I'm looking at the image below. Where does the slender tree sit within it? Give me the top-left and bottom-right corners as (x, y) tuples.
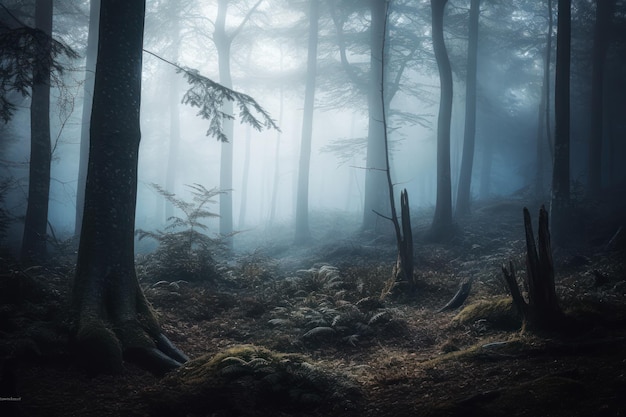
(165, 13), (182, 221)
(455, 0), (480, 216)
(21, 0), (53, 261)
(72, 0), (187, 375)
(587, 0), (615, 198)
(213, 0), (263, 246)
(430, 0), (454, 239)
(550, 0), (571, 245)
(294, 0), (319, 244)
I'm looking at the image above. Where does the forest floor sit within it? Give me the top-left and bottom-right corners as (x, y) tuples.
(2, 197), (626, 417)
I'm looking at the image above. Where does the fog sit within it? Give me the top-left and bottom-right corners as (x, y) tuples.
(1, 0), (625, 254)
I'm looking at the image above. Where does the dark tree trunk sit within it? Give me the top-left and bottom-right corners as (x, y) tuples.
(455, 0), (479, 217)
(21, 0), (53, 262)
(502, 207), (561, 330)
(587, 0), (614, 199)
(551, 0), (571, 246)
(75, 0), (99, 238)
(430, 0), (454, 239)
(294, 0), (319, 245)
(535, 2), (554, 201)
(72, 0), (186, 375)
(361, 0), (388, 232)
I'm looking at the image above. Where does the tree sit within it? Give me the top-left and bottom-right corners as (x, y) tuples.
(213, 0), (263, 246)
(430, 0), (454, 239)
(21, 0), (53, 261)
(72, 0), (187, 375)
(74, 0), (99, 238)
(294, 0), (319, 245)
(455, 0), (480, 217)
(587, 0), (615, 199)
(550, 0), (571, 245)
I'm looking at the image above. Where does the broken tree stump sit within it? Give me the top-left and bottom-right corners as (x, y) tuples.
(502, 206), (561, 330)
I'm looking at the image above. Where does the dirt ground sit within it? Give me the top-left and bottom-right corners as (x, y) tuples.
(2, 199), (626, 417)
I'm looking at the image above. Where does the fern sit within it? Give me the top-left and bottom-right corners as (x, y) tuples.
(136, 184), (222, 283)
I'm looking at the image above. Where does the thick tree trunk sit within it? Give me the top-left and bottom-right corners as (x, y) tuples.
(21, 0), (53, 262)
(551, 0), (571, 246)
(430, 0), (454, 239)
(361, 0), (388, 232)
(587, 0), (614, 199)
(75, 0), (99, 238)
(294, 0), (319, 245)
(73, 0), (186, 375)
(455, 0), (479, 217)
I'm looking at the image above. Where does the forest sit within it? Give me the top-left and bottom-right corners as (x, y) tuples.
(1, 0), (626, 416)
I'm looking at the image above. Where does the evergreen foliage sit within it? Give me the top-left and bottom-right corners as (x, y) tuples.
(0, 12), (78, 122)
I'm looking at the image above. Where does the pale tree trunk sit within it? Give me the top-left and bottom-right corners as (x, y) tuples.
(75, 0), (99, 239)
(215, 0), (234, 245)
(587, 0), (614, 199)
(165, 17), (181, 221)
(21, 0), (53, 262)
(294, 0), (319, 244)
(268, 83), (284, 226)
(361, 0), (388, 232)
(430, 0), (454, 239)
(479, 135), (493, 199)
(238, 126), (251, 228)
(73, 0), (186, 375)
(455, 0), (479, 216)
(551, 0), (571, 246)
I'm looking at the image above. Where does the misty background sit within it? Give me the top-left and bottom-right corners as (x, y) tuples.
(1, 0), (625, 253)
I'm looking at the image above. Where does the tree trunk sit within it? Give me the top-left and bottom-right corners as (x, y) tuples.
(75, 0), (99, 238)
(587, 0), (614, 199)
(215, 0), (234, 246)
(73, 0), (187, 375)
(551, 0), (571, 246)
(238, 126), (252, 228)
(430, 0), (454, 239)
(268, 82), (284, 226)
(21, 0), (53, 262)
(455, 0), (479, 217)
(294, 0), (319, 245)
(502, 206), (561, 330)
(165, 16), (181, 221)
(361, 0), (388, 233)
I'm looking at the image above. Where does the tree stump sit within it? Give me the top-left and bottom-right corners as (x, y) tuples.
(502, 206), (561, 330)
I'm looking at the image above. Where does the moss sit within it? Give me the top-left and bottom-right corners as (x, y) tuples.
(452, 297), (522, 330)
(145, 344), (362, 417)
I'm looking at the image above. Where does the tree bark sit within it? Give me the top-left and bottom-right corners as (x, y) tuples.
(551, 0), (571, 246)
(294, 0), (319, 245)
(587, 0), (614, 199)
(430, 0), (453, 239)
(75, 0), (99, 238)
(361, 0), (389, 233)
(73, 0), (187, 375)
(21, 0), (53, 262)
(455, 0), (479, 217)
